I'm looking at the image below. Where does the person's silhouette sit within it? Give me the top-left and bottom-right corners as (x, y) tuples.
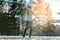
(23, 9), (33, 38)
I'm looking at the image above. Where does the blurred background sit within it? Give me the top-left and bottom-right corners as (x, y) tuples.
(0, 0), (60, 36)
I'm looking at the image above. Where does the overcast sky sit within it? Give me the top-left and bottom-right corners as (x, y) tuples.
(47, 0), (60, 20)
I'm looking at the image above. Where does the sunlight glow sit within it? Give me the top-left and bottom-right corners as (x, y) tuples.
(32, 0), (52, 25)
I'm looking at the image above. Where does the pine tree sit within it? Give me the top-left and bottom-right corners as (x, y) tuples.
(16, 0), (26, 33)
(0, 0), (26, 35)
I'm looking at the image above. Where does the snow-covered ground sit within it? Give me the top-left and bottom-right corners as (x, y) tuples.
(0, 36), (60, 40)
